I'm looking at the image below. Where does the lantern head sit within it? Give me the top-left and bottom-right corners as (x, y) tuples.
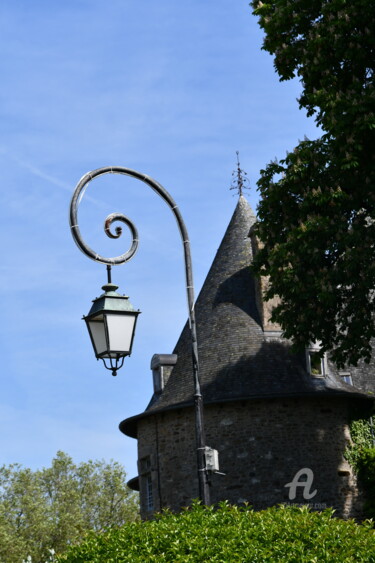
(84, 283), (140, 376)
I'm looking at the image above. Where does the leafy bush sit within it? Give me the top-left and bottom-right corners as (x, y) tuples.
(345, 415), (375, 519)
(357, 448), (375, 520)
(345, 418), (375, 470)
(57, 502), (375, 562)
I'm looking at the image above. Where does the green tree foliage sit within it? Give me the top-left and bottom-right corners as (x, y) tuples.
(0, 451), (139, 563)
(345, 414), (375, 518)
(250, 0), (375, 366)
(57, 502), (375, 562)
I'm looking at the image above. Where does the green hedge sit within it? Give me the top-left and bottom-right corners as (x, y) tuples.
(57, 502), (375, 563)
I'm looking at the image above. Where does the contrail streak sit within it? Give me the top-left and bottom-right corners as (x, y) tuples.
(0, 147), (103, 207)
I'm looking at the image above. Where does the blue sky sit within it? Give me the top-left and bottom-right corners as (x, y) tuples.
(0, 0), (319, 479)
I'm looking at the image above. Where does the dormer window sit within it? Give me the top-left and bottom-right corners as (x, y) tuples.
(309, 351), (324, 376)
(306, 344), (326, 377)
(339, 372), (353, 385)
(151, 354), (178, 394)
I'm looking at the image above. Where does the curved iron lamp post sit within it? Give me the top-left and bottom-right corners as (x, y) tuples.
(69, 166), (210, 505)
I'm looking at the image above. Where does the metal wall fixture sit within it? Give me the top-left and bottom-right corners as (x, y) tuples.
(69, 166), (211, 505)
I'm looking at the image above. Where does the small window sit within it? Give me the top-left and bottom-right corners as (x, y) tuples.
(306, 347), (326, 377)
(146, 474), (154, 511)
(339, 372), (353, 386)
(139, 456), (154, 512)
(308, 351), (324, 376)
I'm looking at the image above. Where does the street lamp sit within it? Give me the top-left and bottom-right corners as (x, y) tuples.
(69, 166), (211, 505)
(84, 274), (140, 377)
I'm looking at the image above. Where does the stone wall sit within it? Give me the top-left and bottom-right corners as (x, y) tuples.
(137, 397), (363, 519)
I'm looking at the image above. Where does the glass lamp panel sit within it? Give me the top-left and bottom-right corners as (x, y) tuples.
(88, 318), (108, 356)
(106, 313), (136, 354)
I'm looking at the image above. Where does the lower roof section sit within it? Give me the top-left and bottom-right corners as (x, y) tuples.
(127, 476), (140, 491)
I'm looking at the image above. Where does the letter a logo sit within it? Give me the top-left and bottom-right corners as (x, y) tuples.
(285, 468), (317, 500)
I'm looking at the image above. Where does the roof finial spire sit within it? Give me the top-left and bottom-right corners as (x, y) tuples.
(230, 151), (250, 197)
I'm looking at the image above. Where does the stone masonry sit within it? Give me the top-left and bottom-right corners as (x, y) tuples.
(136, 398), (363, 519)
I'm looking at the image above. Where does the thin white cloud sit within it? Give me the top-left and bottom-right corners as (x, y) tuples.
(0, 146), (104, 207)
(0, 146), (71, 191)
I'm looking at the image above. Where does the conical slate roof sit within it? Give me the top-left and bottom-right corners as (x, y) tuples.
(121, 197), (370, 438)
(148, 195), (263, 410)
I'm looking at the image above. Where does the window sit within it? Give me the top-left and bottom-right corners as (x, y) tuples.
(145, 474), (153, 511)
(139, 456), (154, 512)
(339, 372), (353, 385)
(309, 351), (324, 376)
(306, 349), (325, 377)
(306, 344), (326, 377)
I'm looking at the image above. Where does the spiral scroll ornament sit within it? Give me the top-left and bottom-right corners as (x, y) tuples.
(69, 170), (139, 266)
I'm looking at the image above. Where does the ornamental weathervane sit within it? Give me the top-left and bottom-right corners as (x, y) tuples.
(230, 151), (250, 197)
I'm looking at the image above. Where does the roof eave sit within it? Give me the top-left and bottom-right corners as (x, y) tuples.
(119, 390), (374, 438)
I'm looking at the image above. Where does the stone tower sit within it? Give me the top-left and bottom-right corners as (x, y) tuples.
(120, 196), (374, 519)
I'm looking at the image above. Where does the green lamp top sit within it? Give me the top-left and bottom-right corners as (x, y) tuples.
(86, 283), (140, 317)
